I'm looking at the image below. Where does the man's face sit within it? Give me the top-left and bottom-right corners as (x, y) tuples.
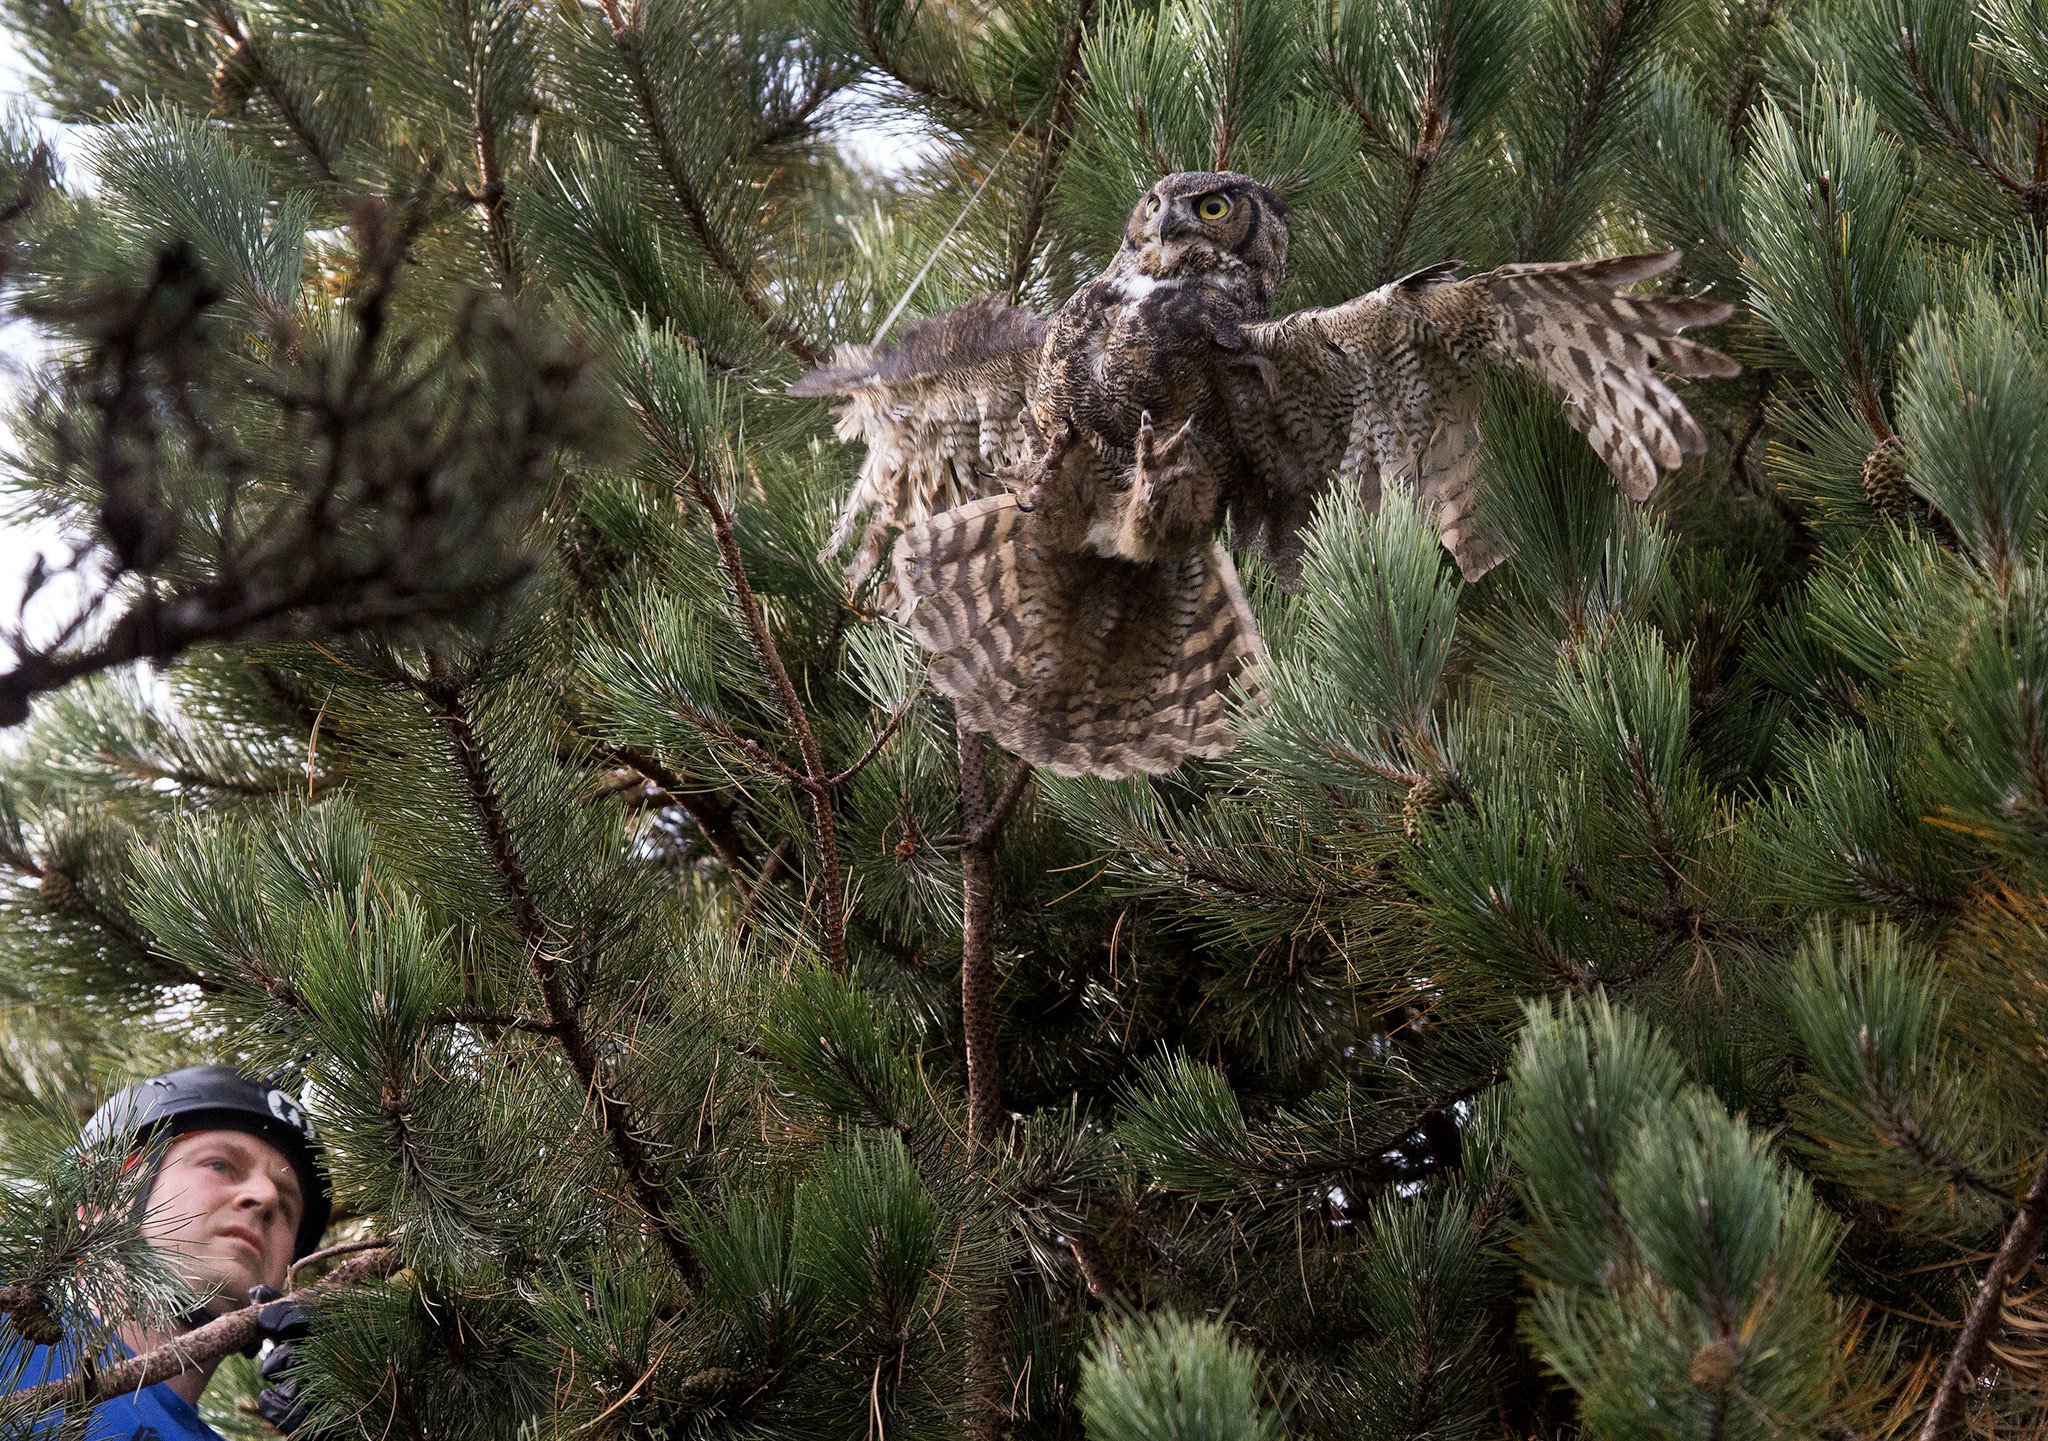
(139, 1129), (301, 1310)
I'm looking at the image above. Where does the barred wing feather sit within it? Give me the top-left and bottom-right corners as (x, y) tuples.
(791, 297), (1047, 590)
(1237, 251), (1736, 580)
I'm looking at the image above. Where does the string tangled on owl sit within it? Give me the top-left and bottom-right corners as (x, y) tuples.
(794, 171), (1737, 779)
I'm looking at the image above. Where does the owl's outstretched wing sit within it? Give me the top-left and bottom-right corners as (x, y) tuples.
(791, 296), (1047, 590)
(1234, 251), (1737, 581)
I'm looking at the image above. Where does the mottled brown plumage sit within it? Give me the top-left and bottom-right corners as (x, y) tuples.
(796, 172), (1736, 777)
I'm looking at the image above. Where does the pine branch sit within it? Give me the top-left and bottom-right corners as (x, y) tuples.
(3, 1245), (401, 1419)
(846, 0), (1042, 142)
(1210, 0), (1246, 170)
(963, 1289), (1011, 1441)
(0, 572), (508, 729)
(824, 701), (916, 789)
(1520, 0), (1639, 259)
(429, 1006), (561, 1036)
(977, 758), (1035, 845)
(1003, 0), (1093, 297)
(753, 63), (842, 149)
(0, 225), (593, 727)
(1325, 58), (1399, 154)
(0, 147), (53, 242)
(416, 668), (705, 1284)
(1374, 40), (1451, 286)
(653, 456), (847, 969)
(594, 0), (824, 366)
(1067, 1230), (1115, 1302)
(1720, 0), (1783, 143)
(449, 0), (520, 289)
(1271, 1071), (1506, 1190)
(1808, 170), (1894, 440)
(202, 3), (338, 182)
(1919, 1146), (2048, 1439)
(1896, 26), (2048, 228)
(33, 853), (219, 996)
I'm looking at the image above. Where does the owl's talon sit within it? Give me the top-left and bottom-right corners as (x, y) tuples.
(1136, 411), (1159, 467)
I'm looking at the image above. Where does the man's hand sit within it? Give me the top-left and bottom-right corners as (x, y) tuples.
(246, 1285), (316, 1435)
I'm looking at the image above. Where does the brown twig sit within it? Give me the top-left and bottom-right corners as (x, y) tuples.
(1919, 1147), (2048, 1439)
(287, 1234), (401, 1283)
(4, 1247), (401, 1419)
(1897, 27), (2048, 229)
(733, 837), (794, 950)
(1374, 36), (1450, 285)
(417, 670), (704, 1283)
(825, 702), (916, 789)
(596, 741), (755, 878)
(955, 725), (1007, 1154)
(1067, 1232), (1115, 1303)
(429, 1007), (561, 1037)
(977, 759), (1035, 846)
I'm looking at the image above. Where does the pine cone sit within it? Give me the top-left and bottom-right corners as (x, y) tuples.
(37, 865), (85, 917)
(677, 1366), (752, 1404)
(1688, 1336), (1739, 1390)
(211, 39), (260, 115)
(1861, 435), (1909, 515)
(9, 1291), (64, 1348)
(1402, 775), (1447, 839)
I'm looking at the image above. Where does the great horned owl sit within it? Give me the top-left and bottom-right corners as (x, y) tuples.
(793, 171), (1736, 778)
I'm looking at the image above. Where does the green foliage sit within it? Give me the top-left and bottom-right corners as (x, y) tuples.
(1513, 995), (1845, 1438)
(1741, 87), (1913, 405)
(1080, 1311), (1281, 1441)
(5, 0), (2048, 1434)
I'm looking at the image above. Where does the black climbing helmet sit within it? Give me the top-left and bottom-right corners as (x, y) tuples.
(78, 1066), (331, 1260)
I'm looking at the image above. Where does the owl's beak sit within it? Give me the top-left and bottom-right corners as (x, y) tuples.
(1157, 213), (1193, 242)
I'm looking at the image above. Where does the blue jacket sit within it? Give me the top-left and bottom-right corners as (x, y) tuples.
(1, 1336), (220, 1440)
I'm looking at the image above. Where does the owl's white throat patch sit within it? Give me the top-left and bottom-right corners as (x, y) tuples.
(1117, 274), (1185, 300)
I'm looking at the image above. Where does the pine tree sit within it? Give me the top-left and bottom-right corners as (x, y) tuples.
(3, 0), (2048, 1436)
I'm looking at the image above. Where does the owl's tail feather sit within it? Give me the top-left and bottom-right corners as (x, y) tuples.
(896, 496), (1264, 778)
(1485, 251), (1739, 501)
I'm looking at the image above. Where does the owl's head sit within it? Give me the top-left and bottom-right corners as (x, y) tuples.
(1119, 171), (1291, 294)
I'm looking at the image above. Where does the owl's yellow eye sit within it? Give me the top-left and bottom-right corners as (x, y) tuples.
(1197, 194), (1230, 221)
(1145, 196), (1161, 217)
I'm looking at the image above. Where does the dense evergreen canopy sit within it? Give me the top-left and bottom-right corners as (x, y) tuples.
(2, 0), (2047, 1436)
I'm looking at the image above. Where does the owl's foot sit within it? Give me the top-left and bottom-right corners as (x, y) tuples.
(1121, 411), (1221, 561)
(1134, 410), (1198, 472)
(1014, 412), (1077, 515)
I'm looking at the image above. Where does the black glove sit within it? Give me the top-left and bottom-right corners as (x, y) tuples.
(246, 1285), (317, 1435)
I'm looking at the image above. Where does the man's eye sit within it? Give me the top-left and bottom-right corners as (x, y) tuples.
(1198, 195), (1230, 220)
